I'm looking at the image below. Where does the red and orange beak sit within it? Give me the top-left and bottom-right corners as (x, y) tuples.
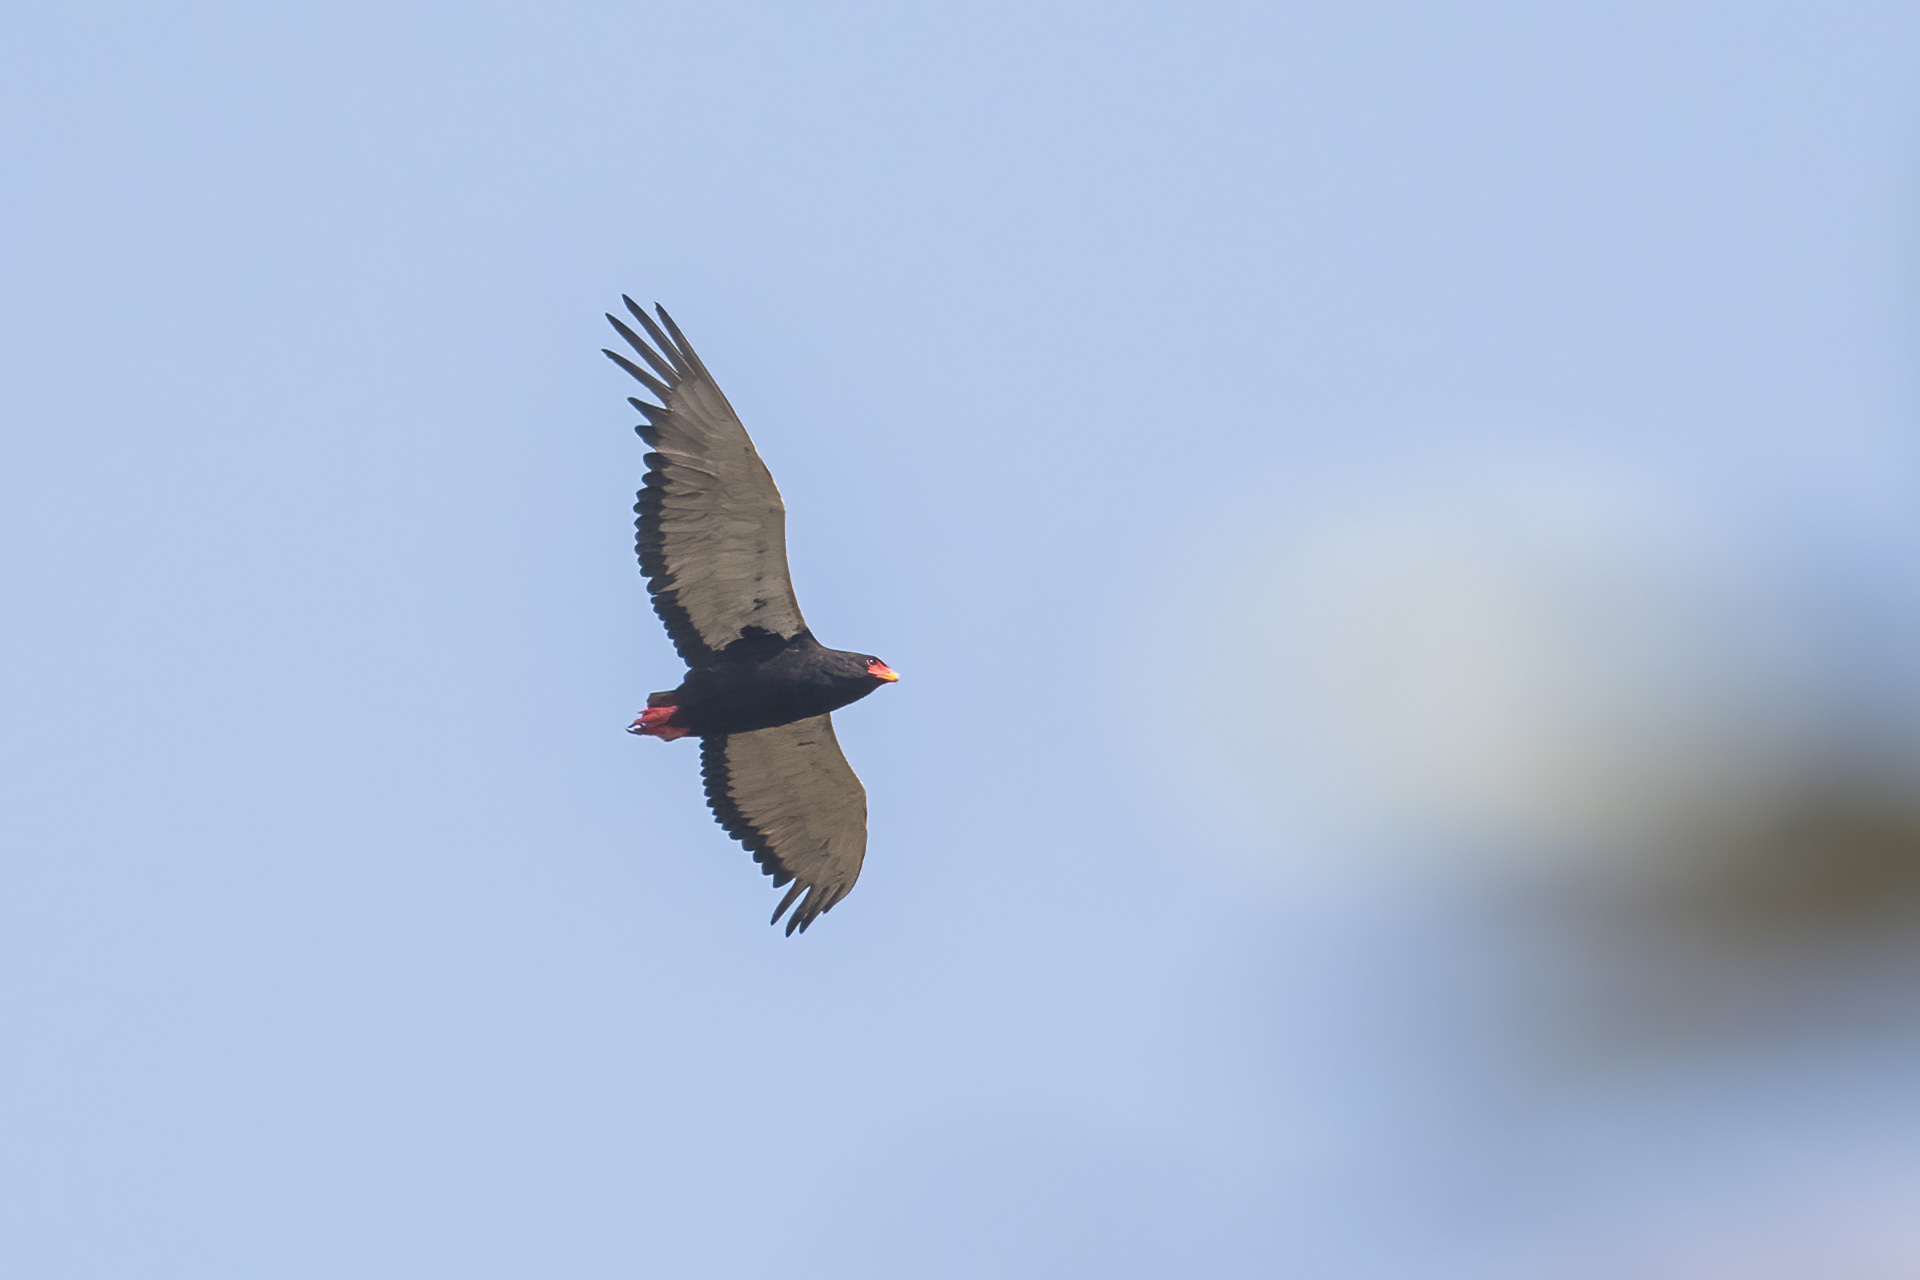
(867, 660), (900, 683)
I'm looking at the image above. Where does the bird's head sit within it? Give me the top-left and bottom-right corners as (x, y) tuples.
(864, 657), (900, 685)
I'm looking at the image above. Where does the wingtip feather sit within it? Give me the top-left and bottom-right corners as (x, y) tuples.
(771, 881), (807, 929)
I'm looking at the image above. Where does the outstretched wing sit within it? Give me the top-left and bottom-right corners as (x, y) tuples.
(603, 300), (807, 666)
(700, 715), (868, 935)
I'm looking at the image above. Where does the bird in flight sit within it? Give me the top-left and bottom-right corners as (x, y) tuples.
(603, 299), (900, 934)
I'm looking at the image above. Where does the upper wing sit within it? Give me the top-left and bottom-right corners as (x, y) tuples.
(604, 300), (807, 666)
(700, 715), (868, 935)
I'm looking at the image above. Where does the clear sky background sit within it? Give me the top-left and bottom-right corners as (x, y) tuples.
(7, 2), (1920, 1276)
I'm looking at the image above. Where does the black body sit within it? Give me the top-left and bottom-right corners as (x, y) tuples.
(656, 631), (892, 737)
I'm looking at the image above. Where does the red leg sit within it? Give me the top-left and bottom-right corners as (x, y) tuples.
(628, 706), (692, 740)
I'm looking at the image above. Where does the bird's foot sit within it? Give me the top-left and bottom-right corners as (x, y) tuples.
(628, 706), (691, 740)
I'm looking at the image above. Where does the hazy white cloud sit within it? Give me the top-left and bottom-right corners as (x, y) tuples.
(1139, 434), (1920, 914)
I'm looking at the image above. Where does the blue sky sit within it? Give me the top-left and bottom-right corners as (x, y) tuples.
(7, 2), (1920, 1276)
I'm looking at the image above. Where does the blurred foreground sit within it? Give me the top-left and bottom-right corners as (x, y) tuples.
(1141, 431), (1920, 1277)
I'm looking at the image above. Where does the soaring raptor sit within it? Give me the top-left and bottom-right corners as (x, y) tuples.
(604, 300), (899, 934)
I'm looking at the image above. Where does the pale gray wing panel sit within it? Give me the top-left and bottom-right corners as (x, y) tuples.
(699, 715), (868, 934)
(605, 301), (808, 665)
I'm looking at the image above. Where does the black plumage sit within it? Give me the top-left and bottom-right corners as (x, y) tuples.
(604, 299), (898, 934)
